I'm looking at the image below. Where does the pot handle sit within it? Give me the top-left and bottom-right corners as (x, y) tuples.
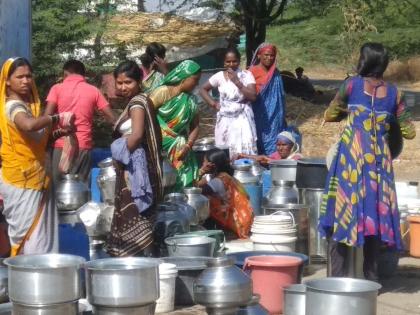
(218, 235), (226, 253)
(270, 210), (296, 227)
(243, 259), (252, 272)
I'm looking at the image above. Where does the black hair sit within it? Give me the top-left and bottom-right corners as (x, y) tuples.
(113, 60), (143, 82)
(205, 148), (233, 176)
(63, 59), (86, 76)
(141, 42), (166, 68)
(224, 47), (241, 61)
(295, 67), (304, 73)
(356, 42), (389, 78)
(7, 57), (33, 79)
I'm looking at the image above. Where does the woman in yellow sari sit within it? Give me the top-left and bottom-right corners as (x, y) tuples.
(0, 57), (74, 256)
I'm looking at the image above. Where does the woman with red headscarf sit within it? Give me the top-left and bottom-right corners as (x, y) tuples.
(249, 43), (287, 155)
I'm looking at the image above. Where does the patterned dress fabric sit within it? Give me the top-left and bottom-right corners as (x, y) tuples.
(319, 76), (415, 250)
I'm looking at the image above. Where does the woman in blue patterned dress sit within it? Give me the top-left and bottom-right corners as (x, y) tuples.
(319, 43), (416, 280)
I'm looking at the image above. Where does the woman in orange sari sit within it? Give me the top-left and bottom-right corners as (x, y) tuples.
(197, 148), (253, 239)
(0, 57), (74, 256)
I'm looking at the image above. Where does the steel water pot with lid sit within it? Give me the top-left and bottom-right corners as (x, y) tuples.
(164, 193), (199, 226)
(269, 160), (298, 184)
(193, 257), (253, 315)
(97, 157), (116, 204)
(184, 187), (210, 223)
(56, 174), (89, 211)
(262, 181), (299, 205)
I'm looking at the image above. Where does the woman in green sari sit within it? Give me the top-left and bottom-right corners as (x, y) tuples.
(149, 60), (201, 189)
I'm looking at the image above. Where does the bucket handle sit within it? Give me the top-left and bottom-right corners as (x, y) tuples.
(269, 210), (296, 227)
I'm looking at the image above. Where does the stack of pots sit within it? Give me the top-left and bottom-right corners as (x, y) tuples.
(193, 257), (253, 315)
(4, 254), (85, 314)
(85, 257), (160, 314)
(233, 162), (263, 215)
(250, 213), (297, 252)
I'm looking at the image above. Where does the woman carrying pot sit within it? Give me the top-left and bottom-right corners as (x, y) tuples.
(319, 43), (416, 280)
(0, 57), (75, 256)
(108, 60), (163, 257)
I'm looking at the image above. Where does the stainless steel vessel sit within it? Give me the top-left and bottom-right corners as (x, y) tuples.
(269, 160), (297, 184)
(0, 264), (8, 303)
(56, 174), (89, 211)
(305, 278), (381, 315)
(85, 257), (159, 307)
(303, 188), (327, 262)
(4, 254), (85, 305)
(193, 257), (252, 315)
(262, 204), (309, 255)
(97, 158), (117, 205)
(164, 193), (199, 226)
(237, 294), (269, 315)
(154, 202), (190, 245)
(283, 284), (306, 315)
(12, 301), (79, 315)
(233, 164), (259, 185)
(184, 187), (210, 223)
(92, 303), (156, 315)
(263, 181), (299, 205)
(165, 235), (216, 257)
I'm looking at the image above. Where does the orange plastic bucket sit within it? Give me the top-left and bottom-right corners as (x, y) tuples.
(244, 255), (303, 315)
(408, 216), (420, 257)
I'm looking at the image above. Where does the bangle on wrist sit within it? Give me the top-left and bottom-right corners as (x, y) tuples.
(50, 114), (59, 124)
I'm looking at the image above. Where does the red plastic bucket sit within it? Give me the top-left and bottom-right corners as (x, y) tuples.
(244, 255), (302, 315)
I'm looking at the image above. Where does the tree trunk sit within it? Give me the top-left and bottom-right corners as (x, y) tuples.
(244, 17), (266, 66)
(137, 0), (146, 12)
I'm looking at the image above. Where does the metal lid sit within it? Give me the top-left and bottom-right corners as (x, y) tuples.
(297, 158), (326, 166)
(98, 157), (113, 168)
(269, 160), (297, 167)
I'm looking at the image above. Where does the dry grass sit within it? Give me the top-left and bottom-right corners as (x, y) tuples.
(408, 56), (420, 82)
(104, 12), (240, 47)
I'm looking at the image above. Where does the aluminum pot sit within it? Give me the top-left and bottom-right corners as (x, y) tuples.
(163, 256), (212, 306)
(305, 277), (381, 315)
(92, 303), (156, 315)
(194, 257), (252, 315)
(269, 160), (297, 184)
(262, 182), (299, 206)
(85, 257), (159, 307)
(184, 187), (210, 223)
(97, 157), (116, 204)
(58, 210), (81, 226)
(192, 137), (216, 167)
(56, 174), (89, 211)
(233, 164), (259, 184)
(283, 284), (306, 315)
(12, 301), (78, 315)
(154, 202), (190, 245)
(165, 235), (216, 257)
(4, 254), (85, 305)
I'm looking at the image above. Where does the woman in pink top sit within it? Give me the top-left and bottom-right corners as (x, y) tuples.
(238, 131), (302, 164)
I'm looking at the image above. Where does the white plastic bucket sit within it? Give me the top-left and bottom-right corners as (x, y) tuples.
(251, 211), (297, 252)
(156, 263), (178, 313)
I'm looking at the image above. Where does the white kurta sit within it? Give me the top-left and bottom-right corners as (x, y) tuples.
(209, 70), (257, 156)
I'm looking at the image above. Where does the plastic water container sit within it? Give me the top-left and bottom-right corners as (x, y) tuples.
(58, 223), (90, 261)
(156, 263), (178, 313)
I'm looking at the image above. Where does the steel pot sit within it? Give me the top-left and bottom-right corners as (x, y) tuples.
(56, 174), (90, 211)
(154, 203), (190, 245)
(237, 294), (269, 315)
(192, 137), (216, 167)
(184, 187), (210, 223)
(58, 210), (81, 226)
(97, 157), (116, 204)
(12, 301), (78, 315)
(162, 156), (177, 188)
(283, 284), (306, 315)
(296, 158), (328, 189)
(164, 193), (199, 226)
(263, 182), (299, 206)
(305, 277), (381, 315)
(89, 240), (110, 261)
(269, 160), (297, 184)
(233, 164), (259, 184)
(165, 235), (216, 257)
(92, 303), (156, 315)
(4, 254), (85, 305)
(194, 257), (252, 315)
(85, 257), (159, 307)
(162, 256), (212, 306)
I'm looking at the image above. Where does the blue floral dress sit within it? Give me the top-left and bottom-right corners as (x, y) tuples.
(319, 76), (415, 250)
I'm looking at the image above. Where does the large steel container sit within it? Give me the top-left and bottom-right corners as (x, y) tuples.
(12, 301), (79, 315)
(184, 187), (210, 223)
(4, 254), (85, 305)
(269, 160), (297, 184)
(56, 174), (89, 211)
(262, 181), (299, 206)
(92, 303), (156, 315)
(305, 278), (381, 315)
(97, 158), (116, 205)
(85, 257), (159, 307)
(164, 193), (199, 226)
(302, 188), (327, 262)
(194, 257), (252, 315)
(296, 159), (328, 189)
(262, 204), (309, 255)
(233, 164), (263, 215)
(283, 284), (306, 315)
(165, 235), (216, 257)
